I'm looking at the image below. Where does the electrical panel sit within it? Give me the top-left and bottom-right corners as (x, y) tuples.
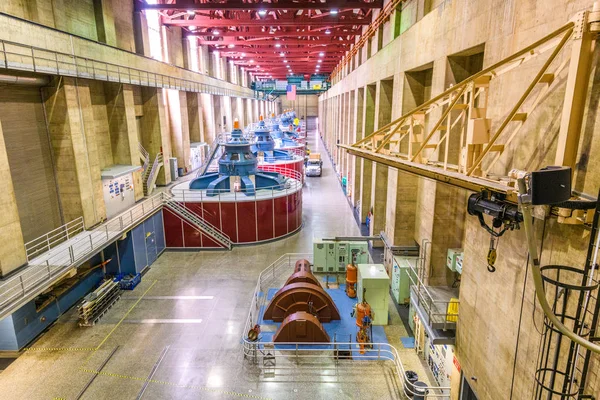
(102, 172), (135, 219)
(313, 240), (369, 273)
(391, 257), (417, 305)
(447, 248), (463, 272)
(425, 338), (455, 388)
(455, 252), (463, 274)
(357, 264), (389, 326)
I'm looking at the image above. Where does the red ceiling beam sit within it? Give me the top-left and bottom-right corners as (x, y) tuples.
(137, 1), (383, 11)
(190, 29), (361, 38)
(197, 38), (353, 45)
(165, 17), (370, 27)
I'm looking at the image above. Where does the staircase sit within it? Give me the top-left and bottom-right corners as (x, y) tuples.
(196, 138), (222, 177)
(162, 193), (232, 250)
(139, 143), (150, 173)
(143, 152), (163, 196)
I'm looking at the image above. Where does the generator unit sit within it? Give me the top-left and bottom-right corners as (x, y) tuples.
(313, 239), (369, 273)
(446, 248), (463, 272)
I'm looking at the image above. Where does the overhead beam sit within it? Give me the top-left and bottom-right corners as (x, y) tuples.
(165, 18), (370, 27)
(138, 1), (383, 11)
(339, 145), (517, 203)
(189, 28), (362, 37)
(198, 39), (353, 45)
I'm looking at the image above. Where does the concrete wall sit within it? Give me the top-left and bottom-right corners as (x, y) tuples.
(319, 0), (600, 398)
(280, 95), (319, 119)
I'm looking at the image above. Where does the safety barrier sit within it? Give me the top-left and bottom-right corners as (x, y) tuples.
(241, 253), (451, 399)
(0, 13), (257, 99)
(24, 217), (85, 262)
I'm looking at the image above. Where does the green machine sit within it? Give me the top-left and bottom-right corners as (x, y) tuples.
(391, 256), (418, 305)
(357, 264), (390, 326)
(313, 239), (370, 273)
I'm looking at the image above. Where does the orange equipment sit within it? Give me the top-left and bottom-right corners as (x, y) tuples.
(355, 301), (372, 327)
(355, 297), (373, 354)
(345, 264), (357, 298)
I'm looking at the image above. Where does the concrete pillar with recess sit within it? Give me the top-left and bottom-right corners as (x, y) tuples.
(187, 92), (204, 143)
(43, 77), (106, 227)
(139, 87), (172, 186)
(0, 120), (26, 277)
(104, 83), (143, 200)
(166, 89), (191, 173)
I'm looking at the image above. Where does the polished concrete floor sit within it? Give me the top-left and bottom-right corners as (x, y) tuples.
(0, 119), (432, 399)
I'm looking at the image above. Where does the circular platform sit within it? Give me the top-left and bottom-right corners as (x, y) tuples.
(164, 173), (303, 248)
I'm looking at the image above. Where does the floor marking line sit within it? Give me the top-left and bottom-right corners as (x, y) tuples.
(78, 367), (272, 399)
(93, 280), (157, 352)
(26, 347), (97, 352)
(136, 345), (169, 400)
(75, 346), (119, 400)
(123, 318), (203, 324)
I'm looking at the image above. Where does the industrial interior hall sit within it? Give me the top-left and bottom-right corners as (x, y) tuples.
(0, 0), (599, 399)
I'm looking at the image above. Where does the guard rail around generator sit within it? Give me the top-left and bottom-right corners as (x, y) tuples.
(240, 253), (451, 399)
(171, 168), (304, 203)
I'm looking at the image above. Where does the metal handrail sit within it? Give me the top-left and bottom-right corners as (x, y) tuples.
(143, 152), (163, 195)
(241, 253), (451, 398)
(24, 217), (85, 261)
(0, 27), (255, 99)
(0, 193), (165, 318)
(403, 258), (459, 328)
(175, 167), (304, 203)
(138, 142), (150, 172)
(163, 194), (232, 249)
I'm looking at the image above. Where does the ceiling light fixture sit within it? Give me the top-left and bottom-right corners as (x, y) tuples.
(325, 29), (331, 34)
(258, 10), (267, 16)
(279, 52), (285, 56)
(283, 60), (288, 63)
(250, 59), (255, 63)
(241, 53), (246, 57)
(275, 43), (281, 48)
(330, 9), (339, 15)
(228, 44), (235, 48)
(317, 59), (322, 63)
(319, 52), (324, 57)
(213, 30), (220, 35)
(187, 10), (195, 15)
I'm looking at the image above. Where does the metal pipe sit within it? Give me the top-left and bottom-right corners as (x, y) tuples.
(0, 73), (48, 86)
(518, 178), (600, 354)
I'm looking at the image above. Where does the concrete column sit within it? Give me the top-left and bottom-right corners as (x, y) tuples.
(133, 11), (150, 57)
(213, 95), (223, 134)
(369, 79), (394, 246)
(104, 83), (143, 201)
(0, 121), (26, 277)
(140, 87), (171, 186)
(93, 0), (117, 47)
(360, 85), (376, 223)
(351, 88), (364, 208)
(43, 77), (105, 228)
(200, 93), (215, 143)
(166, 90), (191, 173)
(187, 92), (204, 143)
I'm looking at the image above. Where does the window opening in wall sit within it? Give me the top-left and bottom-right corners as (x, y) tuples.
(377, 25), (384, 52)
(446, 44), (485, 87)
(402, 63), (434, 114)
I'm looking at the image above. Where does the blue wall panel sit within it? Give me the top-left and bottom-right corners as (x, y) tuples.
(104, 242), (120, 275)
(131, 224), (147, 273)
(118, 232), (136, 275)
(154, 210), (165, 254)
(0, 316), (18, 350)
